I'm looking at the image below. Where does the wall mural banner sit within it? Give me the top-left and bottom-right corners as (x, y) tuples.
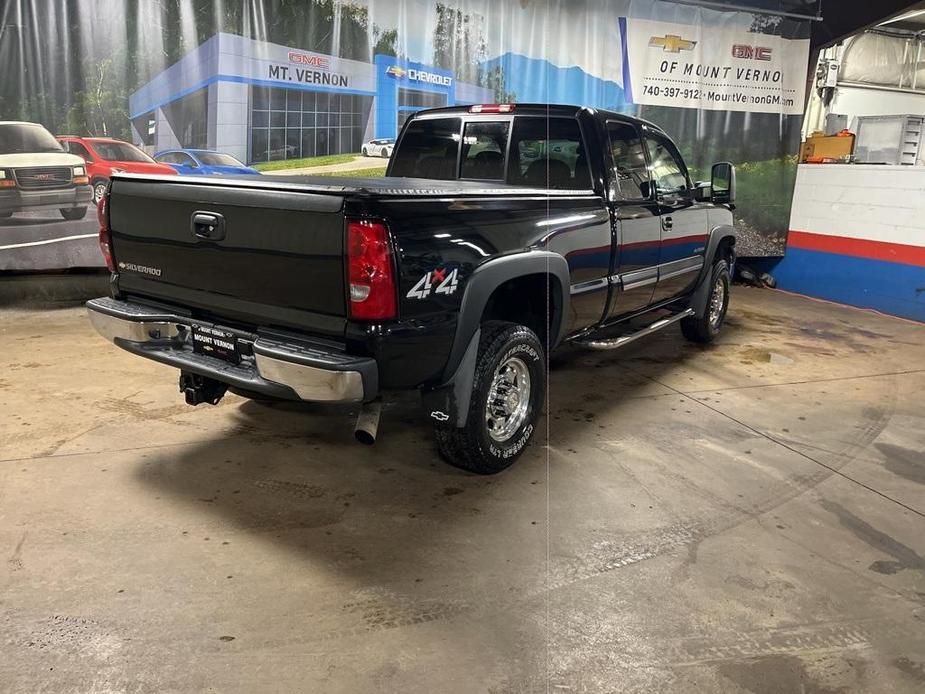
(620, 15), (810, 115)
(0, 0), (811, 275)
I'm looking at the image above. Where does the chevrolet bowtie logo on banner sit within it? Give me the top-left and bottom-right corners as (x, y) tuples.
(649, 34), (697, 53)
(385, 65), (407, 78)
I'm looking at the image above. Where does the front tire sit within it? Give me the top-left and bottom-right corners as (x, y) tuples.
(681, 258), (730, 343)
(435, 322), (545, 474)
(60, 207), (87, 220)
(362, 147), (369, 157)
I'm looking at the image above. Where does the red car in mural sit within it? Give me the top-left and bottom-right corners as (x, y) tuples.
(57, 136), (177, 205)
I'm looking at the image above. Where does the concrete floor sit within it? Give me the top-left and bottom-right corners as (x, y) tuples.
(1, 288), (924, 693)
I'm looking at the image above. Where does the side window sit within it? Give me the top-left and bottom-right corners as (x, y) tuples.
(644, 134), (690, 197)
(390, 117), (461, 180)
(178, 153), (197, 167)
(69, 142), (93, 161)
(607, 122), (649, 201)
(459, 121), (508, 180)
(158, 152), (178, 164)
(506, 117), (589, 190)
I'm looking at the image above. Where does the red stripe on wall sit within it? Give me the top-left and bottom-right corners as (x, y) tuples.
(788, 230), (925, 268)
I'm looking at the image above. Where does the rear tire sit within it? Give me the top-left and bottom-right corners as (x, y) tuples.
(380, 148), (389, 158)
(60, 207), (87, 220)
(92, 179), (108, 206)
(435, 321), (544, 474)
(681, 259), (730, 344)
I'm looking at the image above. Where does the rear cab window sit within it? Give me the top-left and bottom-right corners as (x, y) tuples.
(390, 117), (461, 180)
(460, 121), (508, 180)
(391, 113), (592, 189)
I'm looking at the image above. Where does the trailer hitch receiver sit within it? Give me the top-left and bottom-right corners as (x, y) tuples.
(179, 371), (228, 406)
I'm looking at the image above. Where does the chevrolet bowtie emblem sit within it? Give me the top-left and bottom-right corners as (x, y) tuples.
(649, 34), (697, 53)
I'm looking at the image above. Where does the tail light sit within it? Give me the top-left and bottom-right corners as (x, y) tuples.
(346, 218), (396, 320)
(97, 192), (115, 272)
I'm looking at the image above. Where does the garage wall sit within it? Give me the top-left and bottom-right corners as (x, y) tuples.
(773, 164), (925, 321)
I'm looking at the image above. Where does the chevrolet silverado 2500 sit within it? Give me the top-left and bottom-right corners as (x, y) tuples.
(86, 104), (736, 473)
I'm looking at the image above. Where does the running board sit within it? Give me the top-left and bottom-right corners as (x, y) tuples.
(578, 309), (694, 351)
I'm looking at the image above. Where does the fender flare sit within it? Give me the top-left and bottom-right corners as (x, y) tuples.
(691, 224), (736, 318)
(421, 251), (570, 428)
(445, 250), (570, 380)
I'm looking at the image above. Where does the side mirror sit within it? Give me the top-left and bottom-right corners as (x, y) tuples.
(694, 181), (712, 202)
(711, 162), (736, 204)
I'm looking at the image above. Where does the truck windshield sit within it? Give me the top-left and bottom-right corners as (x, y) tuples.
(0, 124), (64, 154)
(92, 141), (155, 163)
(390, 117), (460, 180)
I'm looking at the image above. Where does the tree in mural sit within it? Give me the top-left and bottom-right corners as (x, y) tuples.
(432, 3), (488, 85)
(372, 26), (400, 58)
(480, 64), (517, 103)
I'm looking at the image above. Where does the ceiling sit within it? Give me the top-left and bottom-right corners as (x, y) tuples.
(812, 1), (924, 48)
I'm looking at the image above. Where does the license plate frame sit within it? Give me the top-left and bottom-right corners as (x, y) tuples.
(190, 323), (241, 364)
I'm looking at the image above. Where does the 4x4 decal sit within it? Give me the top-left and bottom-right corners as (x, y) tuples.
(407, 267), (460, 299)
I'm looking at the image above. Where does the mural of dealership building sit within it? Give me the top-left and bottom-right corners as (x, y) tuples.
(129, 33), (493, 164)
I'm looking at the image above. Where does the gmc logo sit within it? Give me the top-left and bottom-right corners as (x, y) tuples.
(732, 45), (772, 61)
(32, 173), (54, 180)
(288, 51), (330, 69)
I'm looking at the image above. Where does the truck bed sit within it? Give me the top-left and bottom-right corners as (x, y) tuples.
(107, 172), (596, 342)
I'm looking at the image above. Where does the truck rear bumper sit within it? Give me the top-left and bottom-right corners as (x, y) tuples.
(86, 297), (377, 403)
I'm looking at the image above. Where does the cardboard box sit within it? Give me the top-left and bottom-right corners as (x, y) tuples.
(800, 131), (855, 163)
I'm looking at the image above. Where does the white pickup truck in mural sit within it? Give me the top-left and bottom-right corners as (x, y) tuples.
(0, 122), (92, 220)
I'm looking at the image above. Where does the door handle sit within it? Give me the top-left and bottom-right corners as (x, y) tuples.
(191, 211), (225, 240)
(662, 216), (673, 231)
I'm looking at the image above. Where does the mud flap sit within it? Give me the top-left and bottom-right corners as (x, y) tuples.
(689, 265), (714, 319)
(420, 328), (481, 428)
(690, 251), (735, 318)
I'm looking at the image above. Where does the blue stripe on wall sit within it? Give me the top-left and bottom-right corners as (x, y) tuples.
(773, 248), (925, 322)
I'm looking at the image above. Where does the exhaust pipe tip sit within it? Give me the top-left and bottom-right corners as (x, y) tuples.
(355, 429), (376, 446)
(354, 399), (381, 446)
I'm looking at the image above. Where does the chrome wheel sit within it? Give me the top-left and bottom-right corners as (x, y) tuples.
(93, 182), (107, 205)
(485, 356), (532, 443)
(709, 274), (727, 328)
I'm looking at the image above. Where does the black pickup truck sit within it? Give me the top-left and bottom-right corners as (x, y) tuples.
(87, 104), (736, 474)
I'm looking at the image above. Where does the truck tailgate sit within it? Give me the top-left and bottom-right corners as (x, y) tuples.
(108, 176), (347, 336)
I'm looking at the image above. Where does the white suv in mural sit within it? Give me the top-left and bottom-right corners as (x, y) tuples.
(0, 122), (92, 220)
